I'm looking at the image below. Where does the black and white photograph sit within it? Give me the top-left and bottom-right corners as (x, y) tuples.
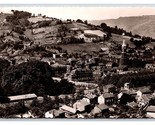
(0, 4), (155, 119)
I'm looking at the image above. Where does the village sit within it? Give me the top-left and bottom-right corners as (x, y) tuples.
(0, 10), (155, 118)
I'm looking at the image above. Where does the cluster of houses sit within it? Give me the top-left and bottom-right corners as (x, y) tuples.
(44, 83), (155, 118)
(1, 80), (155, 118)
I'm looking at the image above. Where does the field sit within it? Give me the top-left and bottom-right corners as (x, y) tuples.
(57, 42), (108, 54)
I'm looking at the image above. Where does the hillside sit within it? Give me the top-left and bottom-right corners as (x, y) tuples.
(0, 10), (154, 56)
(89, 15), (155, 38)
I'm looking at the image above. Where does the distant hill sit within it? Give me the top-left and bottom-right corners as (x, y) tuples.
(89, 15), (155, 38)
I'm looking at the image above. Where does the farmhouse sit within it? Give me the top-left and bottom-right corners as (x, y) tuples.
(78, 30), (107, 42)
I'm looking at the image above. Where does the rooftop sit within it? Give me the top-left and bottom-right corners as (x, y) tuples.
(8, 93), (37, 102)
(102, 93), (114, 98)
(146, 105), (155, 112)
(84, 30), (107, 37)
(97, 104), (109, 110)
(60, 105), (76, 114)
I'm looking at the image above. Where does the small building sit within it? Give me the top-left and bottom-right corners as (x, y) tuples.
(145, 64), (155, 70)
(45, 109), (65, 118)
(73, 99), (91, 113)
(136, 86), (152, 94)
(84, 89), (96, 95)
(117, 65), (128, 72)
(92, 104), (109, 118)
(68, 68), (94, 82)
(84, 94), (98, 104)
(146, 105), (155, 118)
(117, 92), (136, 105)
(60, 105), (76, 115)
(98, 93), (115, 105)
(106, 62), (117, 69)
(83, 30), (107, 42)
(69, 28), (83, 35)
(51, 63), (67, 77)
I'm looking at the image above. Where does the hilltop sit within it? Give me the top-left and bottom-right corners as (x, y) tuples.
(89, 15), (155, 38)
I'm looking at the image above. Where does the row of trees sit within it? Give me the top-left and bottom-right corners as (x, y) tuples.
(100, 71), (155, 89)
(61, 36), (85, 44)
(100, 23), (132, 37)
(130, 37), (152, 48)
(6, 10), (31, 27)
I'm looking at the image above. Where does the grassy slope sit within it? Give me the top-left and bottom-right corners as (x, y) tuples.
(89, 15), (155, 38)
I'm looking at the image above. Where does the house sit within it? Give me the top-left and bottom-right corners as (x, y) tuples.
(69, 28), (83, 35)
(117, 65), (128, 72)
(68, 68), (94, 82)
(85, 30), (107, 42)
(84, 89), (96, 95)
(60, 105), (76, 115)
(136, 94), (151, 107)
(92, 104), (109, 118)
(145, 63), (155, 70)
(99, 47), (109, 56)
(45, 109), (65, 118)
(98, 93), (115, 105)
(146, 105), (155, 118)
(83, 94), (98, 104)
(106, 62), (117, 69)
(51, 63), (67, 77)
(136, 86), (152, 94)
(67, 58), (78, 66)
(103, 84), (115, 93)
(126, 101), (138, 109)
(53, 53), (61, 59)
(118, 92), (136, 105)
(73, 99), (91, 113)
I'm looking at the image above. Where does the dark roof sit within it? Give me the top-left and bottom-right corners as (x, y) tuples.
(103, 84), (114, 89)
(85, 94), (97, 99)
(103, 93), (114, 98)
(146, 106), (155, 112)
(136, 86), (151, 94)
(97, 104), (109, 110)
(48, 109), (64, 117)
(117, 65), (128, 70)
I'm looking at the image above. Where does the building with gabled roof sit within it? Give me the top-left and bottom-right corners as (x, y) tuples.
(60, 105), (76, 115)
(8, 93), (37, 102)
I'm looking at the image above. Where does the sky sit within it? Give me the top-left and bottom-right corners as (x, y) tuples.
(1, 6), (155, 20)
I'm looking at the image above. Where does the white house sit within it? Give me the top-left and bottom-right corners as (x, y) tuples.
(98, 93), (115, 105)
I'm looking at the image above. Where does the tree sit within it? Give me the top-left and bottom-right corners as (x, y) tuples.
(76, 19), (83, 23)
(1, 60), (54, 96)
(100, 23), (107, 31)
(84, 20), (88, 24)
